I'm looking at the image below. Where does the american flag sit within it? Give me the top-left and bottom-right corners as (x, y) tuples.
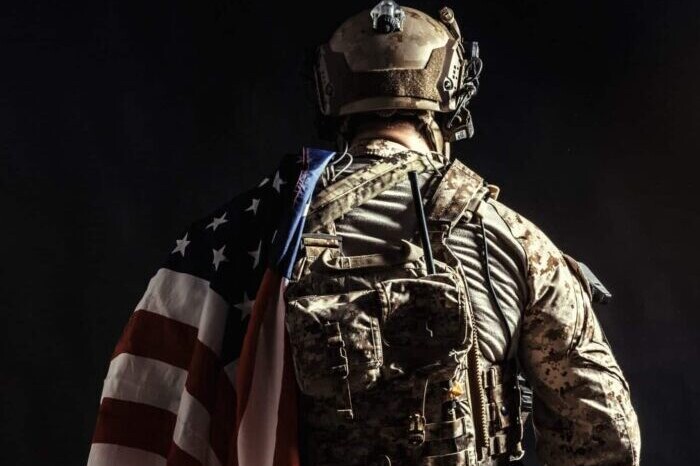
(88, 148), (336, 466)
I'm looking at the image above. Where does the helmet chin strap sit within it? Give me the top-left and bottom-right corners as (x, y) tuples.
(415, 112), (447, 157)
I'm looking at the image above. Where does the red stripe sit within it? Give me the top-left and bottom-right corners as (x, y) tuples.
(186, 341), (220, 411)
(184, 341), (238, 464)
(273, 330), (301, 466)
(116, 311), (228, 418)
(111, 309), (241, 464)
(168, 444), (202, 466)
(235, 269), (281, 423)
(113, 310), (197, 369)
(92, 397), (176, 457)
(210, 371), (238, 465)
(105, 279), (286, 465)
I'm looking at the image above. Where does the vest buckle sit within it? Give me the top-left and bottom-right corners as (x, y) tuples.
(407, 413), (426, 446)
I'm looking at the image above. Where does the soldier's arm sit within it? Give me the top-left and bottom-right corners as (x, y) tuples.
(491, 200), (641, 466)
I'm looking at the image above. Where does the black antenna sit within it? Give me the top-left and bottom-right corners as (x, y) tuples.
(408, 171), (436, 274)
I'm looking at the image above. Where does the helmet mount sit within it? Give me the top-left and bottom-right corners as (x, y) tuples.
(371, 0), (406, 33)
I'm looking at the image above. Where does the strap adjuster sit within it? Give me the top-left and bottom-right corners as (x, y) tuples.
(408, 413), (426, 446)
(325, 322), (349, 379)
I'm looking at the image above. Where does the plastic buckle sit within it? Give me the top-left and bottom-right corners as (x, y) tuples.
(407, 413), (426, 446)
(489, 433), (508, 456)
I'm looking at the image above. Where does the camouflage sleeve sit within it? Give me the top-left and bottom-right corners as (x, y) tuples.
(491, 200), (641, 466)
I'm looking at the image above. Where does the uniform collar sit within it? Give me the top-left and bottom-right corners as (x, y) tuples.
(348, 138), (411, 158)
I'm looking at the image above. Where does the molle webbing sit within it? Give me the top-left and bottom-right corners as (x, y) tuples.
(292, 155), (523, 466)
(306, 150), (447, 233)
(421, 161), (499, 463)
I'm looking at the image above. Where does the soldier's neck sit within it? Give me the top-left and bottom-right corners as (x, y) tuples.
(350, 125), (432, 153)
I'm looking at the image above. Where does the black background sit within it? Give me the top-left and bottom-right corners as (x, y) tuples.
(2, 0), (699, 464)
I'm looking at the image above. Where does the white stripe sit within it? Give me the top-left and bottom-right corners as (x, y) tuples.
(100, 354), (187, 414)
(237, 277), (288, 466)
(137, 268), (228, 354)
(172, 390), (223, 466)
(87, 443), (166, 466)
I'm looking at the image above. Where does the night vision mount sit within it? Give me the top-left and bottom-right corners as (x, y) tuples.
(371, 0), (406, 33)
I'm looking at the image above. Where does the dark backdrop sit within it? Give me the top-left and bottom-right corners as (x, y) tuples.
(2, 0), (699, 464)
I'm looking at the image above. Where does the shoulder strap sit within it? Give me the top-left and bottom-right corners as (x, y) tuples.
(306, 150), (447, 233)
(426, 159), (493, 228)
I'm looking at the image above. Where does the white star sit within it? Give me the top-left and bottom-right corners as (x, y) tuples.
(172, 232), (191, 257)
(272, 171), (286, 192)
(236, 293), (255, 320)
(206, 212), (228, 231)
(248, 240), (262, 269)
(245, 198), (260, 215)
(258, 177), (269, 187)
(212, 245), (228, 271)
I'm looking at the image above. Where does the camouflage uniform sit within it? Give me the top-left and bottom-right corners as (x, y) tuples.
(299, 1), (640, 463)
(288, 139), (640, 466)
(492, 201), (641, 465)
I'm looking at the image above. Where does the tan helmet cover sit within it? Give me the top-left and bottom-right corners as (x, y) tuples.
(314, 5), (467, 117)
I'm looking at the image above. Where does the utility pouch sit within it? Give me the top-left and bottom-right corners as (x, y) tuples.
(377, 273), (471, 372)
(285, 289), (384, 397)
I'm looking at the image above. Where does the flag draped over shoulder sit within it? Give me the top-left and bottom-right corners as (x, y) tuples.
(88, 148), (335, 466)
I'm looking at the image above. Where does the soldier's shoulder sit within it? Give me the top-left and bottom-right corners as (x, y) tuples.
(487, 199), (543, 243)
(447, 158), (550, 245)
(485, 197), (566, 276)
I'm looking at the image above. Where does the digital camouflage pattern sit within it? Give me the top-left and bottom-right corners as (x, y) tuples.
(287, 140), (640, 465)
(490, 200), (641, 465)
(426, 158), (487, 228)
(285, 227), (481, 465)
(286, 289), (384, 396)
(378, 273), (468, 351)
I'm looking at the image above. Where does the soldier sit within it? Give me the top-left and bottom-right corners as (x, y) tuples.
(88, 2), (640, 466)
(285, 2), (641, 465)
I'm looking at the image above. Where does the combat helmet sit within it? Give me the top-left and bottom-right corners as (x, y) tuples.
(314, 0), (483, 154)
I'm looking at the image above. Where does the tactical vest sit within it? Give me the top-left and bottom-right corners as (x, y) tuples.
(284, 151), (525, 466)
